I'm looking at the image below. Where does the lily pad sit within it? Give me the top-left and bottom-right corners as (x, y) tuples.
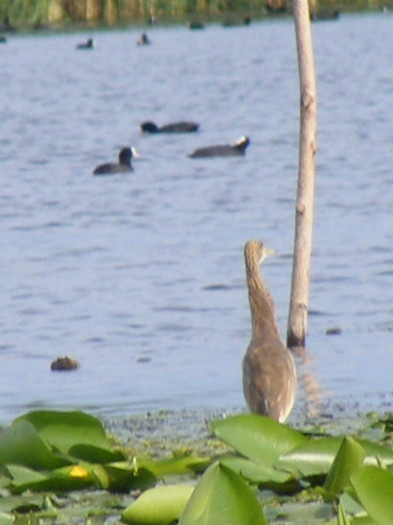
(351, 465), (393, 524)
(0, 421), (68, 471)
(324, 437), (365, 496)
(179, 461), (267, 525)
(7, 464), (96, 494)
(96, 463), (156, 492)
(138, 454), (209, 477)
(14, 410), (116, 456)
(122, 484), (194, 524)
(211, 415), (308, 464)
(218, 455), (294, 487)
(277, 436), (343, 477)
(0, 512), (14, 525)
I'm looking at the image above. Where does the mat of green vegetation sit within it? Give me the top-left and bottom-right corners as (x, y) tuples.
(0, 405), (393, 524)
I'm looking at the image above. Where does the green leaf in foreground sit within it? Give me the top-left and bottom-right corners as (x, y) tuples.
(337, 503), (351, 525)
(138, 454), (209, 477)
(211, 414), (308, 464)
(14, 410), (117, 457)
(278, 434), (393, 479)
(324, 437), (365, 496)
(94, 463), (156, 492)
(219, 455), (294, 487)
(359, 439), (393, 466)
(7, 464), (97, 494)
(0, 511), (14, 525)
(178, 462), (268, 525)
(0, 421), (68, 471)
(122, 484), (194, 524)
(277, 436), (344, 477)
(351, 465), (393, 524)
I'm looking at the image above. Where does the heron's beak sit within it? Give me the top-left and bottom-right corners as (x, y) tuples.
(260, 245), (276, 264)
(132, 147), (141, 158)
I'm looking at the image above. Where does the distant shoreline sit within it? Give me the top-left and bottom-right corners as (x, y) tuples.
(0, 1), (391, 33)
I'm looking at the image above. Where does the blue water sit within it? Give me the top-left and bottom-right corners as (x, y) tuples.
(1, 12), (393, 424)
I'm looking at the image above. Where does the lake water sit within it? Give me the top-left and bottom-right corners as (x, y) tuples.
(1, 12), (392, 425)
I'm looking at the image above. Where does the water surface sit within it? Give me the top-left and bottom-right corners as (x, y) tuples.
(1, 13), (393, 424)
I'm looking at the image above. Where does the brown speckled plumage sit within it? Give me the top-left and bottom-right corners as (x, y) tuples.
(242, 240), (297, 423)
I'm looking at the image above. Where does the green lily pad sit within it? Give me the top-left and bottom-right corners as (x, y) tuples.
(96, 463), (156, 492)
(138, 454), (209, 477)
(122, 484), (194, 524)
(0, 494), (44, 514)
(14, 410), (115, 456)
(324, 437), (365, 496)
(0, 421), (68, 471)
(211, 415), (308, 464)
(279, 435), (393, 480)
(69, 443), (125, 463)
(7, 464), (96, 494)
(277, 436), (343, 476)
(337, 503), (351, 525)
(351, 465), (393, 524)
(179, 461), (267, 525)
(359, 440), (393, 466)
(0, 511), (14, 525)
(219, 455), (294, 486)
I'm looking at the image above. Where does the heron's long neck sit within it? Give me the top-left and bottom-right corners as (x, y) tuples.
(246, 262), (280, 338)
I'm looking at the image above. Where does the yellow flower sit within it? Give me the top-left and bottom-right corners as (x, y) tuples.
(69, 465), (89, 478)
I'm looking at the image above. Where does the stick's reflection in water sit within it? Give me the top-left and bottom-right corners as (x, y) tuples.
(292, 346), (326, 419)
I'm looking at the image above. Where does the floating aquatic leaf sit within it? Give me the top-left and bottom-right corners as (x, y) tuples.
(138, 454), (209, 477)
(69, 443), (124, 463)
(0, 421), (68, 471)
(277, 436), (343, 477)
(97, 463), (156, 492)
(359, 439), (393, 466)
(7, 464), (96, 494)
(339, 491), (366, 516)
(219, 455), (294, 487)
(324, 437), (365, 496)
(0, 511), (14, 524)
(0, 494), (44, 514)
(279, 434), (393, 480)
(337, 503), (351, 525)
(14, 410), (116, 457)
(179, 461), (267, 525)
(351, 465), (393, 524)
(211, 414), (308, 464)
(122, 484), (194, 524)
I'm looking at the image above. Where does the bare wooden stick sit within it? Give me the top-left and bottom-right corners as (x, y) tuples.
(287, 0), (317, 348)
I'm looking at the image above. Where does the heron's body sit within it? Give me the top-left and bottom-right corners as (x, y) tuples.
(242, 240), (296, 423)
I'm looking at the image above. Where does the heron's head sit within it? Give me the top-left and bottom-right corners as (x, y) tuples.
(245, 240), (276, 266)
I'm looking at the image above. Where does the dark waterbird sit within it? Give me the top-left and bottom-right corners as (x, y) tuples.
(242, 240), (297, 423)
(222, 15), (251, 27)
(310, 9), (340, 21)
(188, 135), (249, 158)
(93, 147), (137, 175)
(137, 33), (151, 45)
(188, 21), (205, 29)
(76, 38), (96, 50)
(0, 16), (16, 32)
(141, 121), (199, 134)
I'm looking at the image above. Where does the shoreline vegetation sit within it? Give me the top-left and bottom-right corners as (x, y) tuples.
(0, 0), (391, 32)
(1, 408), (393, 523)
